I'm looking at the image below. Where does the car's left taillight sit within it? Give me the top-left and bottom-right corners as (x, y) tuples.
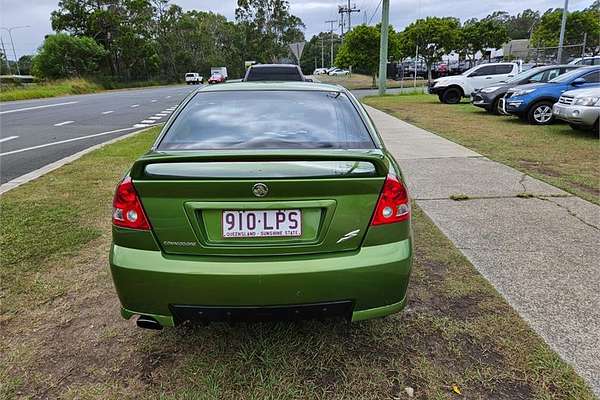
(370, 174), (410, 226)
(112, 176), (150, 230)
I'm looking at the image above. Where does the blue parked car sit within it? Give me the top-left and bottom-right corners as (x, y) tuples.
(501, 66), (600, 124)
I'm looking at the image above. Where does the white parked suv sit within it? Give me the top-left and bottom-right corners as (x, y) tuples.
(553, 87), (600, 132)
(185, 72), (203, 85)
(428, 63), (520, 104)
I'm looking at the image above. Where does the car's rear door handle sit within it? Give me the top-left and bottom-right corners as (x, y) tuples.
(485, 76), (493, 79)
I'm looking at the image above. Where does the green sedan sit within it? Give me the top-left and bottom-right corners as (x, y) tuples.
(109, 82), (413, 329)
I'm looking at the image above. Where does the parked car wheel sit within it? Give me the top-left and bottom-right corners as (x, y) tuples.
(491, 97), (502, 115)
(441, 87), (461, 104)
(527, 101), (554, 125)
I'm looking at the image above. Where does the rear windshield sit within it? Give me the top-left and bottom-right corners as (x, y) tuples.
(158, 90), (375, 150)
(246, 67), (303, 81)
(185, 73), (195, 77)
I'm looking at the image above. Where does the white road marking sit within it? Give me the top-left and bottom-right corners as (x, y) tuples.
(53, 120), (74, 127)
(102, 110), (114, 115)
(0, 101), (78, 115)
(148, 116), (162, 120)
(0, 126), (138, 157)
(151, 99), (158, 102)
(0, 136), (19, 144)
(134, 123), (152, 128)
(166, 96), (172, 99)
(156, 113), (168, 116)
(131, 104), (140, 108)
(140, 120), (155, 123)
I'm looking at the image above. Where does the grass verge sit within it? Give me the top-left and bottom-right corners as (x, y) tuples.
(0, 78), (175, 102)
(316, 73), (426, 90)
(0, 128), (594, 399)
(363, 94), (599, 205)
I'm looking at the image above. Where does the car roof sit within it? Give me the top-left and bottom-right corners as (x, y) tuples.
(250, 64), (300, 69)
(197, 81), (343, 93)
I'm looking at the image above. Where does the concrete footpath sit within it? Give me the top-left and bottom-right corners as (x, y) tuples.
(364, 105), (600, 396)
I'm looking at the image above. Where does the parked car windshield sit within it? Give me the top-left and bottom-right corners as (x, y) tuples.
(549, 68), (589, 83)
(158, 90), (375, 150)
(506, 68), (543, 83)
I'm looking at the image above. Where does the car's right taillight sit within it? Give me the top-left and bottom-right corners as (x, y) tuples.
(370, 174), (410, 226)
(112, 176), (150, 230)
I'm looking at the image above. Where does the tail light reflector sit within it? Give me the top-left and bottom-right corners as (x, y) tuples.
(371, 174), (410, 225)
(112, 177), (150, 230)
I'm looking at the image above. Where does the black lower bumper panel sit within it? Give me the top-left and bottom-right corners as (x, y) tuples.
(170, 301), (354, 324)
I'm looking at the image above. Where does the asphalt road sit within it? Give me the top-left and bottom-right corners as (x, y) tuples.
(0, 84), (197, 184)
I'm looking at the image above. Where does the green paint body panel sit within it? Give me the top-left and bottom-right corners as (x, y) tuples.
(110, 238), (412, 326)
(109, 82), (413, 325)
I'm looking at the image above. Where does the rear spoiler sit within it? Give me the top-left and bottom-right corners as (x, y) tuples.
(129, 149), (389, 179)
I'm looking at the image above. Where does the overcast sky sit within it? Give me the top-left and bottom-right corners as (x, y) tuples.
(0, 0), (594, 60)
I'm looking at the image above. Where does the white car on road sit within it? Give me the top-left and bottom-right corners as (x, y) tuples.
(185, 73), (203, 85)
(428, 62), (520, 104)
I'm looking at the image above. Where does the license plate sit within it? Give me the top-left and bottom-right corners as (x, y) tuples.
(222, 210), (302, 238)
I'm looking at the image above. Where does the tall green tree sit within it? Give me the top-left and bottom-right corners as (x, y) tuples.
(32, 33), (107, 79)
(458, 16), (509, 62)
(235, 0), (305, 63)
(401, 17), (460, 81)
(531, 5), (600, 57)
(299, 32), (341, 74)
(334, 24), (401, 86)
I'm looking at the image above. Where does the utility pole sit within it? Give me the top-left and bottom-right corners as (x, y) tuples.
(377, 0), (389, 95)
(557, 0), (569, 64)
(581, 32), (587, 58)
(338, 10), (345, 39)
(326, 20), (337, 68)
(338, 2), (360, 36)
(0, 35), (11, 75)
(321, 37), (324, 68)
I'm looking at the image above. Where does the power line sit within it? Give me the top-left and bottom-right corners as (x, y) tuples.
(368, 0), (382, 25)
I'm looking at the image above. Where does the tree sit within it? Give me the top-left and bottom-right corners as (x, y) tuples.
(32, 33), (107, 79)
(18, 55), (34, 76)
(458, 16), (509, 62)
(401, 17), (460, 81)
(235, 0), (305, 63)
(299, 32), (341, 74)
(334, 24), (401, 86)
(531, 6), (600, 58)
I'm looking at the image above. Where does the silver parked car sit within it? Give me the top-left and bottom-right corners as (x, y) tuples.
(552, 87), (600, 132)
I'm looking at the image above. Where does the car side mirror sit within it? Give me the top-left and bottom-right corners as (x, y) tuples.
(571, 77), (586, 86)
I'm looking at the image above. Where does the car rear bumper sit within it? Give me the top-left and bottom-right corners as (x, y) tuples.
(110, 239), (412, 326)
(553, 103), (599, 126)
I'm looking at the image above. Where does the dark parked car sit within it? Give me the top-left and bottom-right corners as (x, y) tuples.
(244, 64), (308, 82)
(471, 65), (579, 114)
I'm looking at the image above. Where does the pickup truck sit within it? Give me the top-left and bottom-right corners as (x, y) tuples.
(185, 73), (203, 85)
(428, 62), (520, 104)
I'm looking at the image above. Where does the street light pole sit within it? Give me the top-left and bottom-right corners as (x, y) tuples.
(377, 0), (390, 95)
(557, 0), (569, 63)
(1, 26), (31, 76)
(0, 35), (11, 75)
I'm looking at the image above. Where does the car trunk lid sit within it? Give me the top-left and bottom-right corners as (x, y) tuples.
(130, 150), (389, 256)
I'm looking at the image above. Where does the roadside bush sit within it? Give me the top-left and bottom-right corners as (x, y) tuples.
(32, 33), (107, 79)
